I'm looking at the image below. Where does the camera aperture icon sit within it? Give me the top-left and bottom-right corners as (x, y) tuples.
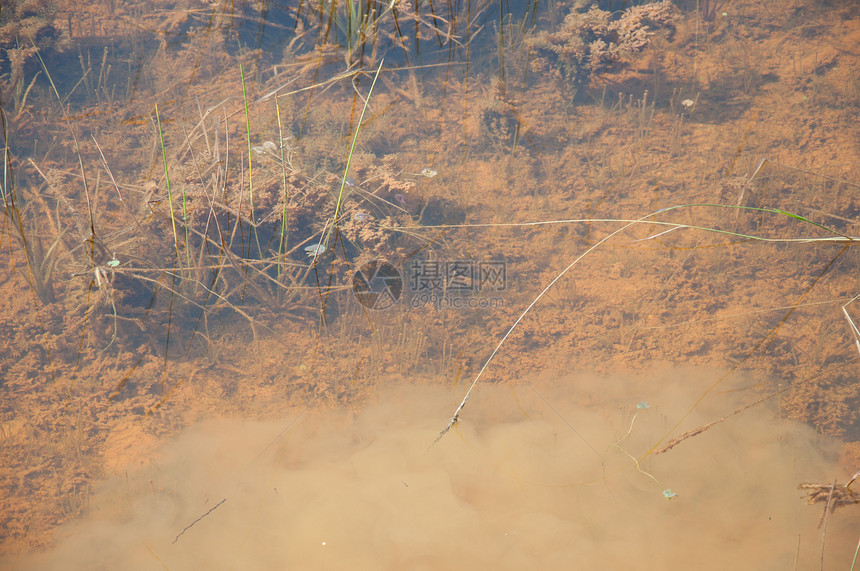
(352, 260), (403, 310)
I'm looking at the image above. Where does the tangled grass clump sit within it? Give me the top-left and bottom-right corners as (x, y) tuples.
(525, 0), (679, 85)
(0, 0), (72, 112)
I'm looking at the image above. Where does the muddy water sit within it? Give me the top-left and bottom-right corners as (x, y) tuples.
(1, 0), (858, 568)
(9, 372), (856, 570)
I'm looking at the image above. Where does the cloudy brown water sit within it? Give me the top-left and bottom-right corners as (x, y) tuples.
(12, 372), (858, 570)
(1, 0), (859, 568)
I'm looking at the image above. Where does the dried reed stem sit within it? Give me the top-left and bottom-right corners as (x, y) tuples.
(655, 387), (785, 454)
(819, 479), (837, 570)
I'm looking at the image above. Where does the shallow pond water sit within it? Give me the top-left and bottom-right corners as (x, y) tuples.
(1, 0), (858, 567)
(12, 372), (857, 570)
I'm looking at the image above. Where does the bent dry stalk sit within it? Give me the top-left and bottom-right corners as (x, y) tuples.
(431, 204), (859, 445)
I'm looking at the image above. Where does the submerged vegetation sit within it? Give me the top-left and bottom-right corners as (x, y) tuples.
(0, 0), (858, 563)
(526, 0), (679, 85)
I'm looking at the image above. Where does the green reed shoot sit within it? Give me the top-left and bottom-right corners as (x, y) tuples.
(180, 188), (191, 268)
(240, 64), (262, 259)
(331, 0), (366, 60)
(345, 0), (362, 55)
(275, 94), (289, 275)
(851, 535), (859, 571)
(329, 0), (396, 63)
(155, 103), (180, 258)
(1, 113), (9, 206)
(325, 59), (384, 251)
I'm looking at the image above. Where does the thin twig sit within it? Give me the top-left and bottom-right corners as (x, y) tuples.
(434, 213), (657, 444)
(173, 498), (226, 544)
(819, 480), (837, 570)
(91, 134), (145, 232)
(655, 387), (787, 454)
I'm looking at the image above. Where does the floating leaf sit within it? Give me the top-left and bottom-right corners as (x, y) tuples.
(304, 242), (326, 257)
(252, 141), (277, 155)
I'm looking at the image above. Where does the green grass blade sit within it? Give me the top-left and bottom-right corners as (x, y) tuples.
(851, 535), (859, 571)
(275, 94), (289, 276)
(240, 64), (262, 259)
(324, 58), (384, 251)
(155, 103), (180, 258)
